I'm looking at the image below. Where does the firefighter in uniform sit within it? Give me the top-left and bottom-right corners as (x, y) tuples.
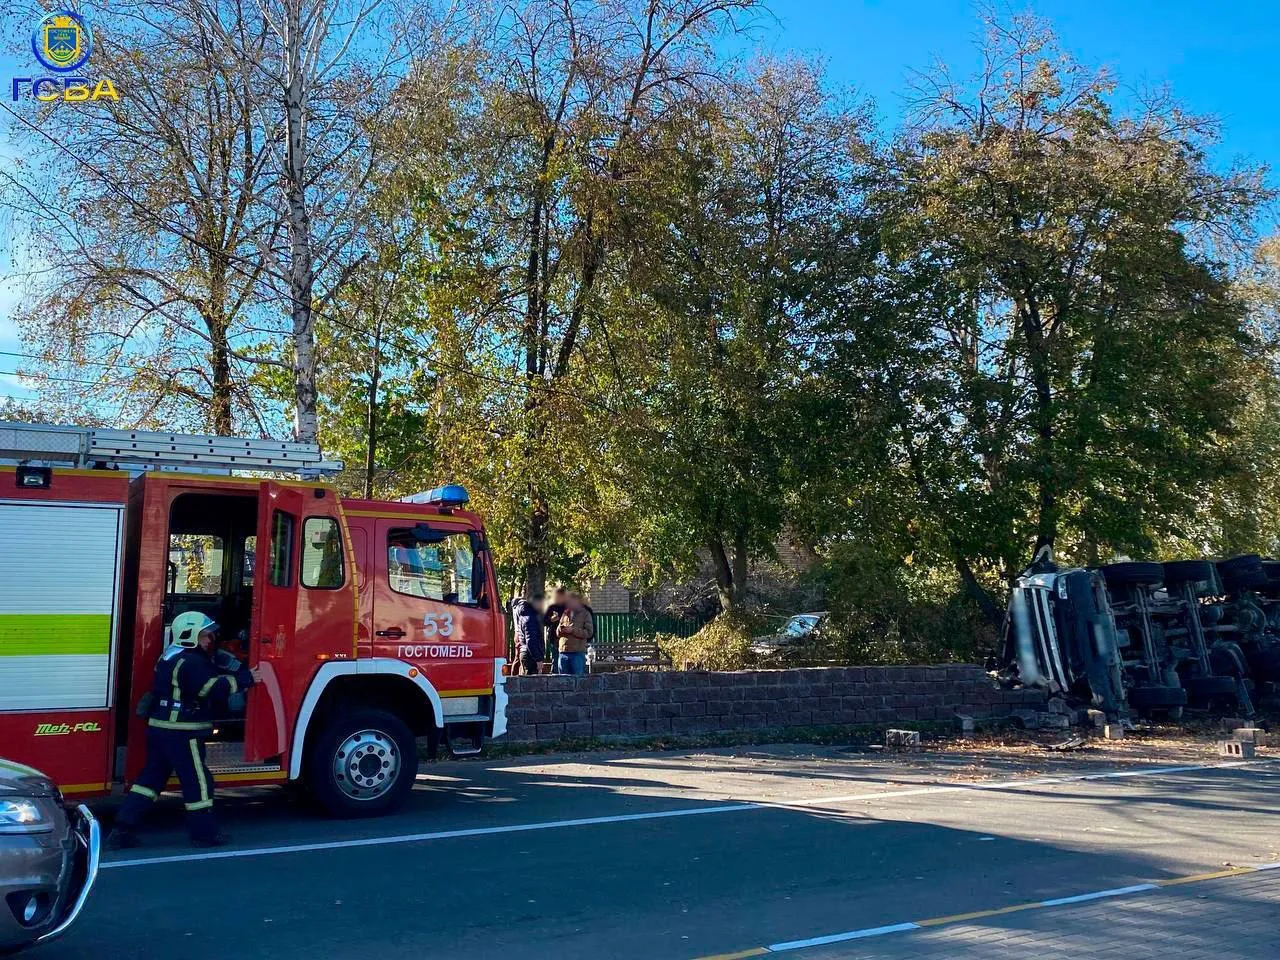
(108, 612), (259, 848)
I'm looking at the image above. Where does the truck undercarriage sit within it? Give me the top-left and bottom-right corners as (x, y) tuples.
(1000, 550), (1280, 721)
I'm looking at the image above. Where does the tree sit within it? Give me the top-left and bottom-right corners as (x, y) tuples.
(612, 58), (875, 611)
(1, 1), (280, 434)
(872, 12), (1270, 617)
(1157, 236), (1280, 557)
(186, 0), (450, 441)
(489, 0), (760, 595)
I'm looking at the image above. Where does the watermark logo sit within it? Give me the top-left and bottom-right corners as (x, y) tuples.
(32, 10), (92, 72)
(12, 9), (119, 102)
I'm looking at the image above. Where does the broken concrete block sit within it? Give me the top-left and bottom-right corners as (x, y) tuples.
(1047, 697), (1070, 716)
(955, 714), (976, 734)
(1013, 708), (1041, 730)
(886, 729), (921, 752)
(1041, 713), (1071, 730)
(1086, 709), (1107, 729)
(1219, 740), (1256, 759)
(1220, 717), (1245, 732)
(1103, 724), (1125, 740)
(1233, 728), (1267, 746)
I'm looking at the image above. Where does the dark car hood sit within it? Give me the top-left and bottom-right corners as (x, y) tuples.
(0, 758), (59, 798)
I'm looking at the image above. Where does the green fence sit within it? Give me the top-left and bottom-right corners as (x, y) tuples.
(593, 612), (705, 644)
(507, 611), (707, 661)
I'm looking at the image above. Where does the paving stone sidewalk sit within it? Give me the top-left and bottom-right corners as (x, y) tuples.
(805, 871), (1280, 960)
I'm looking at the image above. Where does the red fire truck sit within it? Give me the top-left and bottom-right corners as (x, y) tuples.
(0, 422), (508, 816)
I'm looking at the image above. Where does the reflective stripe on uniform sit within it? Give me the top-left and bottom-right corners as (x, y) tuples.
(198, 674), (239, 698)
(168, 659), (184, 722)
(184, 799), (213, 811)
(129, 784), (158, 799)
(189, 738), (210, 802)
(147, 718), (212, 731)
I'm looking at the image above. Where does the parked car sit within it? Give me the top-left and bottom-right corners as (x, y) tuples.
(751, 612), (829, 658)
(0, 758), (99, 954)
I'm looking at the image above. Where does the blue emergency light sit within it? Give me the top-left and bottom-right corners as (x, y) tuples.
(402, 484), (471, 508)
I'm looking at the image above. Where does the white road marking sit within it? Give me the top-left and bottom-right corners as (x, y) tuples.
(770, 922), (921, 951)
(100, 803), (760, 870)
(100, 758), (1274, 871)
(1039, 883), (1159, 906)
(750, 869), (1275, 955)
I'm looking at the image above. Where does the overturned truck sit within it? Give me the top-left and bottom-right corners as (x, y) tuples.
(1000, 550), (1280, 721)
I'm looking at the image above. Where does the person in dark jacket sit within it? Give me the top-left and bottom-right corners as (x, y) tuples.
(108, 611), (258, 848)
(543, 586), (567, 673)
(511, 595), (545, 675)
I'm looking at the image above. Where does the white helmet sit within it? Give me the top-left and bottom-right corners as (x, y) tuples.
(169, 611), (218, 649)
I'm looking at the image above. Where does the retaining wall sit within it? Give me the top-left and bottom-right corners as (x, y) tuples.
(502, 664), (1046, 743)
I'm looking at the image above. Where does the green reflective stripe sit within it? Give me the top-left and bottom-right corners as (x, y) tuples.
(227, 676), (238, 696)
(189, 739), (210, 802)
(184, 799), (213, 811)
(169, 660), (183, 722)
(147, 718), (212, 731)
(198, 677), (220, 697)
(0, 614), (111, 655)
(129, 784), (158, 799)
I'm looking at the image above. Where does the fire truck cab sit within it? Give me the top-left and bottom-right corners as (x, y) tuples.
(0, 422), (508, 816)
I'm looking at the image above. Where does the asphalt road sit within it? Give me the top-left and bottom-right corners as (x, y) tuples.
(36, 745), (1280, 960)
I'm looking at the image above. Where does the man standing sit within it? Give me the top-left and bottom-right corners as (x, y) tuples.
(108, 611), (258, 848)
(555, 593), (594, 676)
(543, 586), (568, 674)
(511, 594), (545, 675)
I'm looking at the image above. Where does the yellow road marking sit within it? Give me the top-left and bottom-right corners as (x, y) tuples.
(1155, 866), (1257, 886)
(915, 902), (1042, 926)
(692, 859), (1278, 959)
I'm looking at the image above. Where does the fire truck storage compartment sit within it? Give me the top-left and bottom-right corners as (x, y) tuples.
(162, 491), (258, 741)
(0, 498), (124, 711)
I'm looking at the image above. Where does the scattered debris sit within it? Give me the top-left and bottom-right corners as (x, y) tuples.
(1104, 724), (1126, 741)
(1233, 727), (1267, 745)
(1221, 717), (1245, 732)
(1218, 740), (1256, 759)
(955, 714), (976, 734)
(885, 729), (922, 752)
(1047, 736), (1087, 752)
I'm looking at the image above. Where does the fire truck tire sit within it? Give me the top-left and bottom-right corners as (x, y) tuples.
(308, 708), (417, 817)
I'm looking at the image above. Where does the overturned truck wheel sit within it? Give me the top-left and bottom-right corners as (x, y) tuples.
(1099, 562), (1165, 589)
(1162, 560), (1219, 592)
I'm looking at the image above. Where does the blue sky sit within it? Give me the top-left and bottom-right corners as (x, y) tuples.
(754, 0), (1278, 182)
(2, 0), (1278, 402)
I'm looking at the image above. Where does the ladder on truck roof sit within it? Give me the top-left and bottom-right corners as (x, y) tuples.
(0, 421), (343, 477)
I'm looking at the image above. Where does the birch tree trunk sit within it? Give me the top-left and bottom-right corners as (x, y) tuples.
(282, 0), (319, 441)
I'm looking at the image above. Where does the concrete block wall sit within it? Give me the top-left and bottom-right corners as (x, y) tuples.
(502, 664), (1046, 743)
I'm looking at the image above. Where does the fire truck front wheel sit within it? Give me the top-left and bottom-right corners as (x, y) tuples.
(308, 708), (417, 817)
